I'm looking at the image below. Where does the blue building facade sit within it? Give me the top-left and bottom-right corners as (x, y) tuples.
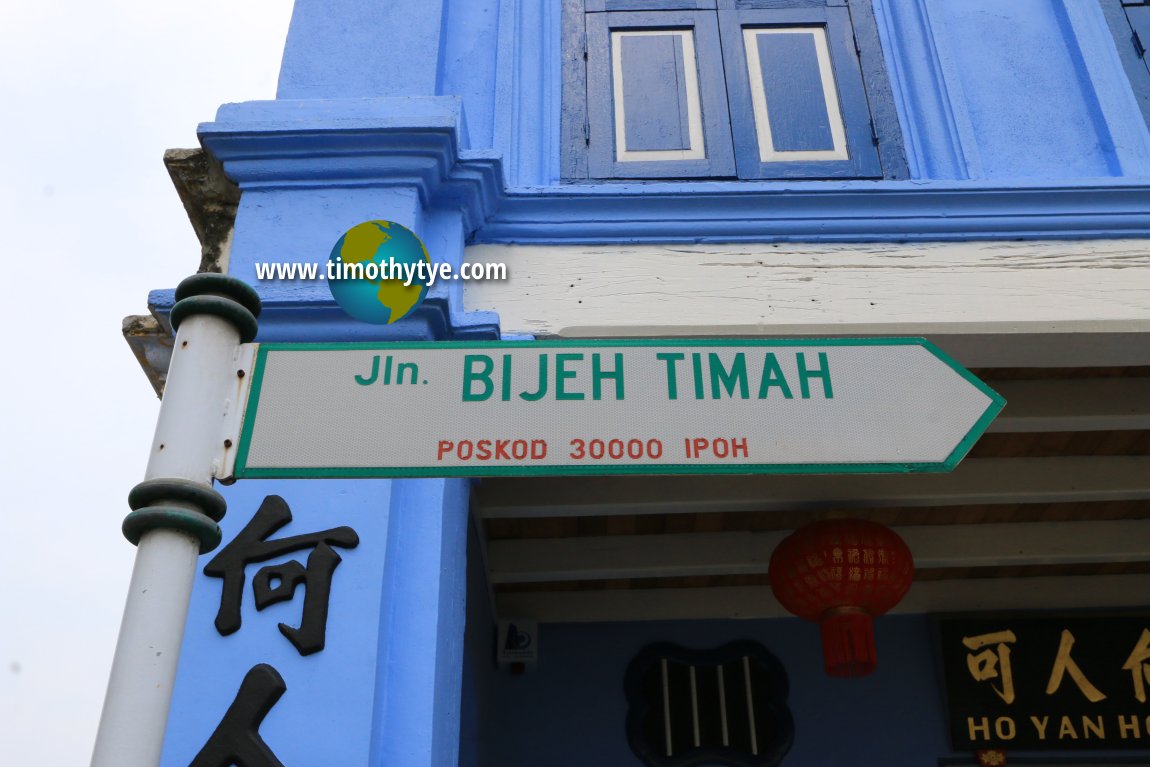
(130, 1), (1150, 765)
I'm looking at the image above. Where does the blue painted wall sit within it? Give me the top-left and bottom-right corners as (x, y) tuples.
(272, 0), (1150, 184)
(278, 0), (448, 99)
(473, 616), (949, 767)
(469, 614), (1150, 766)
(161, 479), (395, 766)
(439, 0), (501, 151)
(874, 0), (1150, 180)
(161, 477), (476, 767)
(460, 519), (496, 767)
(931, 0), (1115, 178)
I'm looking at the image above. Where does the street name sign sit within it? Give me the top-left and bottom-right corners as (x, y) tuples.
(228, 338), (1004, 478)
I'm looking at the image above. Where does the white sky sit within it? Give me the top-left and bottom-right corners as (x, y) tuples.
(0, 1), (294, 762)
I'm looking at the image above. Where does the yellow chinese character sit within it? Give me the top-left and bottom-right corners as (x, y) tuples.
(963, 630), (1018, 704)
(1046, 629), (1106, 702)
(1122, 628), (1150, 703)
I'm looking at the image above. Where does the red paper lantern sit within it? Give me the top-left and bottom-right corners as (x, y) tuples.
(768, 519), (914, 678)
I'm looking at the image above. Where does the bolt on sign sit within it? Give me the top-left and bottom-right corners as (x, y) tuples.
(227, 338), (1003, 479)
(937, 614), (1150, 751)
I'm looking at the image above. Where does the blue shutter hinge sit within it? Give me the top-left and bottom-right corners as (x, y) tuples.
(1134, 29), (1146, 58)
(870, 120), (879, 146)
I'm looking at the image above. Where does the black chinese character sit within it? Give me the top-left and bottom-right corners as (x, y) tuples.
(205, 495), (359, 655)
(190, 664), (286, 767)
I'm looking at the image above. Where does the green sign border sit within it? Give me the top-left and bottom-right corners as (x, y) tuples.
(232, 337), (1005, 479)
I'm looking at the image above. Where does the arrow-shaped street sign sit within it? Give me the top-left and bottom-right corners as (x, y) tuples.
(227, 338), (1004, 479)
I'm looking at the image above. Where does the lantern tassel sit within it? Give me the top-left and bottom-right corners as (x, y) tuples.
(819, 607), (877, 678)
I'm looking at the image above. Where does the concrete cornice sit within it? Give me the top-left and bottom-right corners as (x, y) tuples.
(199, 97), (505, 236)
(199, 97), (1150, 245)
(481, 179), (1150, 244)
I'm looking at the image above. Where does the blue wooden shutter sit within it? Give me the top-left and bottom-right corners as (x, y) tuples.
(718, 5), (881, 178)
(1126, 3), (1150, 75)
(586, 10), (736, 178)
(586, 0), (717, 9)
(1126, 2), (1150, 122)
(1100, 0), (1150, 128)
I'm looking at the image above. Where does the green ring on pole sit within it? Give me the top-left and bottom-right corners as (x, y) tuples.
(175, 273), (262, 318)
(128, 478), (226, 522)
(170, 295), (259, 343)
(122, 506), (222, 554)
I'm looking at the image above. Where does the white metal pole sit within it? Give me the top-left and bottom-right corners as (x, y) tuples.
(90, 528), (202, 767)
(92, 276), (259, 767)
